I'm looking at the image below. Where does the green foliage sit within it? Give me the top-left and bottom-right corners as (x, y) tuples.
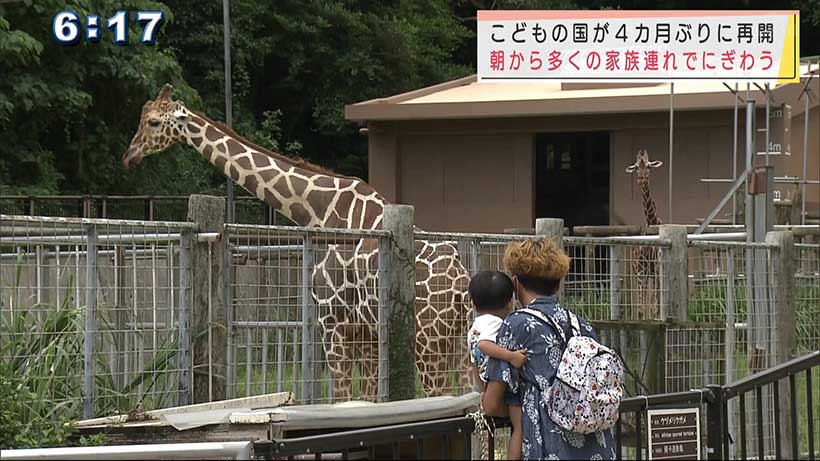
(1, 0), (818, 195)
(0, 362), (75, 449)
(0, 0), (207, 196)
(0, 255), (198, 448)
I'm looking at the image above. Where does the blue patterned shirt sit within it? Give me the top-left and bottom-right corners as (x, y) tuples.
(484, 296), (616, 460)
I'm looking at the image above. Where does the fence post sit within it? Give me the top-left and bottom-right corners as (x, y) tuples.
(705, 384), (726, 460)
(382, 204), (416, 401)
(177, 229), (193, 406)
(301, 232), (316, 404)
(188, 195), (227, 403)
(377, 235), (390, 402)
(82, 225), (98, 418)
(766, 230), (796, 457)
(536, 218), (564, 298)
(659, 225), (688, 322)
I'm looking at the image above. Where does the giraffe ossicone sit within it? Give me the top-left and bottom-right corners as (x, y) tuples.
(123, 84), (473, 400)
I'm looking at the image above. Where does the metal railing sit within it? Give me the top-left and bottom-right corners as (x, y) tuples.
(241, 351), (819, 460)
(707, 350), (820, 460)
(0, 194), (292, 225)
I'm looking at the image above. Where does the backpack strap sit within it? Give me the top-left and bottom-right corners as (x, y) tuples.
(518, 307), (568, 344)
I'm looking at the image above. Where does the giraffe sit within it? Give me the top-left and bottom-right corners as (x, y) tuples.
(122, 84), (472, 400)
(625, 149), (663, 319)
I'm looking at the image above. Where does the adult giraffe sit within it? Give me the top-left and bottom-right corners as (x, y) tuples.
(625, 149), (663, 319)
(122, 84), (472, 400)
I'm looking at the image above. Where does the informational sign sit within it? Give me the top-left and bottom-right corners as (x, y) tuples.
(477, 10), (800, 83)
(647, 408), (701, 460)
(756, 104), (792, 155)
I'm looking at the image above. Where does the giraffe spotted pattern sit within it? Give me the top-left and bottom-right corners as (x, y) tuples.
(123, 84), (473, 400)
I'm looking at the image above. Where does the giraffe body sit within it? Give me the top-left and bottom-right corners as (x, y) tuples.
(625, 150), (663, 319)
(123, 85), (472, 400)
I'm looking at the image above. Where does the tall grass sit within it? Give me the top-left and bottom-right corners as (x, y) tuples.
(0, 255), (188, 447)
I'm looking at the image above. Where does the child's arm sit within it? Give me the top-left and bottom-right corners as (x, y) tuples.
(477, 340), (528, 369)
(469, 366), (482, 391)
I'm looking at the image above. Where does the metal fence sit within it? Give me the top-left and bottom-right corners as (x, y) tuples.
(796, 242), (820, 354)
(2, 209), (816, 433)
(0, 195), (292, 225)
(0, 215), (196, 419)
(225, 223), (391, 404)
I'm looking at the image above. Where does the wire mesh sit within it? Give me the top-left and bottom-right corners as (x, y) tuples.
(0, 214), (195, 419)
(795, 243), (820, 354)
(0, 195), (293, 224)
(687, 240), (784, 459)
(226, 223), (390, 404)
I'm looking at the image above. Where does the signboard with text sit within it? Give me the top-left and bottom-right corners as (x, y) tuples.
(647, 408), (701, 460)
(477, 10), (800, 83)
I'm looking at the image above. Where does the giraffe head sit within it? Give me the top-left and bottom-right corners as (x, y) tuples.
(625, 149), (663, 183)
(122, 84), (191, 169)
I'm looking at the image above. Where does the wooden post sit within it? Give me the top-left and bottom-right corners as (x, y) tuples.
(766, 230), (796, 458)
(658, 225), (687, 394)
(659, 225), (688, 322)
(536, 218), (564, 298)
(382, 204), (416, 401)
(188, 195), (227, 403)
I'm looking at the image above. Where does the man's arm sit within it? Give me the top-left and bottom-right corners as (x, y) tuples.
(477, 340), (527, 369)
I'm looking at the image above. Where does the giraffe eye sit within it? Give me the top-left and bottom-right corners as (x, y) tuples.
(148, 119), (161, 128)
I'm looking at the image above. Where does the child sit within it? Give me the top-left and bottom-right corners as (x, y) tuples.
(467, 270), (526, 461)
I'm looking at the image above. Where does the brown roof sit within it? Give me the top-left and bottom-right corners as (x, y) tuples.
(346, 65), (818, 122)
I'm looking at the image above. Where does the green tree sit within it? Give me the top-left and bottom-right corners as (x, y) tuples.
(164, 0), (472, 180)
(0, 1), (210, 196)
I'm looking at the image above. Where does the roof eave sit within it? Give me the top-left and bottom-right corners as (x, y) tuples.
(346, 79), (817, 122)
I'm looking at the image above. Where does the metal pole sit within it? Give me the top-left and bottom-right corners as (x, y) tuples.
(83, 225), (98, 419)
(222, 0), (235, 399)
(733, 83), (739, 225)
(177, 230), (192, 407)
(223, 0), (234, 223)
(801, 65), (811, 225)
(765, 84), (770, 166)
(668, 82), (674, 223)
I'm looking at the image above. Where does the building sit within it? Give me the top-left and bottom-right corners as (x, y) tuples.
(345, 66), (819, 233)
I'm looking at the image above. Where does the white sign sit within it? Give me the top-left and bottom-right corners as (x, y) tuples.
(477, 10), (800, 83)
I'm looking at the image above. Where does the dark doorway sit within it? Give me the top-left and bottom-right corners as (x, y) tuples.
(534, 132), (610, 229)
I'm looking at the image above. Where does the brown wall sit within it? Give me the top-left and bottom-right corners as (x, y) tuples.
(367, 99), (818, 232)
(370, 131), (533, 232)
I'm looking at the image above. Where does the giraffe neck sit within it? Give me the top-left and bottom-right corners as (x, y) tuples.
(639, 176), (661, 226)
(182, 113), (386, 229)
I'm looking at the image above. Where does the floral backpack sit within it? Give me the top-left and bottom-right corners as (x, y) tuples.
(519, 306), (626, 435)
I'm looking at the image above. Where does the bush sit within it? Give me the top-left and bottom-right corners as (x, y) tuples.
(0, 363), (74, 449)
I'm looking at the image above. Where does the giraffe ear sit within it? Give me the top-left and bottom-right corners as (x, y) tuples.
(625, 165), (637, 173)
(648, 160), (664, 168)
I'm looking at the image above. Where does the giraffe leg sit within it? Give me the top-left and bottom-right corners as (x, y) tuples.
(415, 316), (451, 397)
(313, 244), (358, 402)
(323, 321), (354, 401)
(357, 326), (380, 401)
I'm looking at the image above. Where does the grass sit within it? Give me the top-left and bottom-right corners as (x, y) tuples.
(0, 255), (190, 447)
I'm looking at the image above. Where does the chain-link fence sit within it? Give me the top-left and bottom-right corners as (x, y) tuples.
(0, 214), (195, 420)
